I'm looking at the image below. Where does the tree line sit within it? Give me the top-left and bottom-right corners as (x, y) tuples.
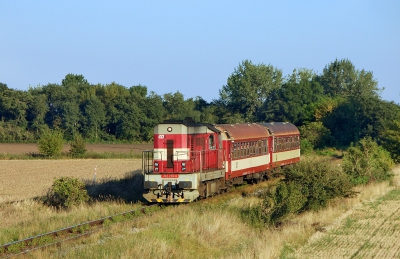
(1, 59), (399, 160)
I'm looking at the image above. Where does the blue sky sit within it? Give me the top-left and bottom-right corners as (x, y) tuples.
(1, 1), (399, 104)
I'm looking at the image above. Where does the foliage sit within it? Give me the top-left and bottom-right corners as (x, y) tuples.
(0, 120), (35, 142)
(379, 120), (400, 163)
(1, 57), (399, 153)
(319, 58), (381, 99)
(342, 137), (394, 185)
(300, 139), (313, 155)
(37, 129), (64, 156)
(218, 60), (282, 122)
(44, 177), (89, 209)
(265, 69), (324, 124)
(261, 159), (353, 225)
(299, 121), (333, 148)
(69, 134), (87, 157)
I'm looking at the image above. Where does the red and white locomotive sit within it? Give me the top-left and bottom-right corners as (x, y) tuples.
(142, 118), (300, 203)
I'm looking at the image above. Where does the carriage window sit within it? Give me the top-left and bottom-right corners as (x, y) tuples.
(264, 140), (268, 153)
(277, 138), (280, 152)
(209, 135), (215, 149)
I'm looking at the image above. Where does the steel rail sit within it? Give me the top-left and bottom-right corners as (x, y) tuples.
(0, 204), (159, 258)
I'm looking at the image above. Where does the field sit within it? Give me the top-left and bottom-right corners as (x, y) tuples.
(0, 143), (151, 202)
(290, 165), (400, 259)
(1, 143), (400, 258)
(0, 143), (152, 155)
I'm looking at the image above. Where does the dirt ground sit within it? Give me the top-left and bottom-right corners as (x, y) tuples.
(0, 143), (153, 155)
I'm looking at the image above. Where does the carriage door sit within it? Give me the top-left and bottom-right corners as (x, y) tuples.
(167, 140), (174, 169)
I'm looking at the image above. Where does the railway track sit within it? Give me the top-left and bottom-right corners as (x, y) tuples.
(0, 204), (160, 258)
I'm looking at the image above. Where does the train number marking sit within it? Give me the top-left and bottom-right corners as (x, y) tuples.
(161, 174), (179, 178)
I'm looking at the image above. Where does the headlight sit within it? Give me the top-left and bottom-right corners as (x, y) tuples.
(178, 181), (192, 189)
(181, 162), (186, 166)
(154, 167), (158, 171)
(182, 167), (186, 171)
(154, 162), (159, 166)
(144, 181), (158, 189)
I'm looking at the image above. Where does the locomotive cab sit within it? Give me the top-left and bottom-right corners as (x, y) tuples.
(142, 119), (225, 203)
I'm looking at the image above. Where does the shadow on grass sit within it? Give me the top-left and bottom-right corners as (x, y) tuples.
(84, 169), (146, 204)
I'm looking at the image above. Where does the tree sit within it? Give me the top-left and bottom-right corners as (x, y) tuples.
(265, 69), (323, 124)
(323, 97), (399, 147)
(26, 89), (49, 137)
(130, 86), (164, 141)
(37, 129), (64, 156)
(101, 82), (130, 140)
(163, 92), (189, 120)
(319, 59), (381, 99)
(380, 120), (400, 163)
(219, 60), (283, 122)
(81, 95), (106, 140)
(69, 133), (87, 157)
(299, 122), (333, 149)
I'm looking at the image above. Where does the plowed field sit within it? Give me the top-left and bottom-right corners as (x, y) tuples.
(294, 165), (400, 259)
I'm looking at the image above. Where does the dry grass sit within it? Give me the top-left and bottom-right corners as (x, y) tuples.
(0, 200), (143, 245)
(3, 172), (399, 258)
(1, 148), (399, 258)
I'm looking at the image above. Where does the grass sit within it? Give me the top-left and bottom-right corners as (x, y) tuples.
(1, 160), (399, 258)
(0, 179), (342, 257)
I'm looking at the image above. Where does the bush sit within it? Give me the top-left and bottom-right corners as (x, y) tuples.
(342, 137), (394, 185)
(44, 177), (89, 209)
(70, 134), (87, 157)
(37, 129), (64, 156)
(260, 159), (353, 225)
(300, 139), (313, 155)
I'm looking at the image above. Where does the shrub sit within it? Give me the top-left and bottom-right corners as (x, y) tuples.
(260, 159), (353, 225)
(37, 129), (64, 156)
(342, 137), (394, 185)
(300, 139), (313, 155)
(70, 134), (87, 157)
(44, 177), (89, 209)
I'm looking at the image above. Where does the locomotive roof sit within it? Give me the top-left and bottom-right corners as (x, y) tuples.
(215, 123), (270, 140)
(260, 122), (300, 136)
(161, 119), (221, 133)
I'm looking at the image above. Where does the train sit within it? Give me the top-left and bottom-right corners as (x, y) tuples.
(142, 118), (300, 203)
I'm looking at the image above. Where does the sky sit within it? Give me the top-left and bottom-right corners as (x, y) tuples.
(1, 1), (399, 104)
